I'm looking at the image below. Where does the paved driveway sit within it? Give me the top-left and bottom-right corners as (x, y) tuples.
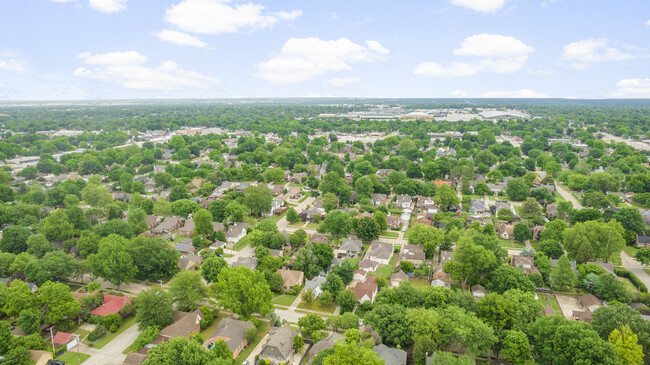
(555, 294), (582, 319)
(79, 323), (139, 365)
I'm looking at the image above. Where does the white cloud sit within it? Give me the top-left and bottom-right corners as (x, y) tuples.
(607, 78), (650, 98)
(327, 77), (361, 86)
(154, 29), (207, 48)
(164, 0), (301, 35)
(562, 38), (646, 69)
(414, 34), (534, 77)
(0, 58), (27, 72)
(74, 51), (220, 90)
(540, 0), (559, 7)
(645, 20), (650, 26)
(89, 0), (126, 12)
(527, 68), (555, 76)
(51, 0), (77, 2)
(256, 38), (389, 83)
(482, 89), (547, 98)
(451, 90), (467, 97)
(450, 0), (505, 13)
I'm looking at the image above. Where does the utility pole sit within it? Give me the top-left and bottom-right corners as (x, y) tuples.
(48, 326), (56, 355)
(75, 334), (81, 365)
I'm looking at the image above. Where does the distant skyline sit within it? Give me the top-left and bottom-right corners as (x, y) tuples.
(1, 0), (649, 100)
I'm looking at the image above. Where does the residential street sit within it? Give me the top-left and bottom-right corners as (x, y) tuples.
(621, 250), (650, 288)
(555, 184), (583, 209)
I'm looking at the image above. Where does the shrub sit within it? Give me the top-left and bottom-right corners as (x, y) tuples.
(614, 267), (648, 293)
(134, 326), (160, 350)
(119, 303), (135, 318)
(104, 313), (122, 332)
(86, 282), (101, 293)
(87, 326), (107, 341)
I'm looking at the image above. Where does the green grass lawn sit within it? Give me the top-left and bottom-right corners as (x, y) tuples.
(232, 236), (251, 251)
(343, 257), (360, 270)
(499, 240), (525, 250)
(645, 269), (650, 276)
(298, 195), (308, 203)
(85, 316), (137, 349)
(56, 351), (90, 364)
(624, 246), (639, 257)
(553, 191), (566, 202)
(407, 279), (431, 290)
(379, 231), (400, 238)
(272, 294), (298, 306)
(620, 277), (640, 295)
(374, 254), (398, 279)
(234, 320), (270, 365)
(297, 300), (338, 314)
(305, 223), (320, 230)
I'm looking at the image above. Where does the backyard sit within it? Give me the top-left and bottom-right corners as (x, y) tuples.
(84, 316), (137, 349)
(234, 320), (270, 365)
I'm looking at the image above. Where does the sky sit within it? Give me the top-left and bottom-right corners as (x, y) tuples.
(0, 0), (649, 100)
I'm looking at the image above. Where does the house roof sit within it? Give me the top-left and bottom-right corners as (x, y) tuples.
(159, 309), (204, 339)
(359, 260), (378, 270)
(277, 269), (304, 287)
(91, 294), (131, 316)
(390, 271), (408, 283)
(352, 279), (378, 301)
(123, 352), (148, 365)
(402, 244), (425, 261)
(340, 238), (362, 252)
(369, 243), (392, 260)
(573, 310), (593, 323)
(373, 344), (407, 365)
(52, 331), (74, 346)
(579, 294), (603, 309)
(175, 240), (193, 253)
(304, 275), (327, 291)
(309, 332), (343, 362)
(471, 285), (486, 294)
(309, 233), (330, 244)
(232, 257), (256, 271)
(263, 327), (297, 359)
(226, 224), (246, 238)
(206, 316), (254, 353)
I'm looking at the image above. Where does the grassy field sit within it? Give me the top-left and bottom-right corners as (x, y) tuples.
(620, 277), (640, 295)
(56, 351), (91, 364)
(407, 279), (431, 291)
(374, 254), (398, 279)
(235, 320), (270, 365)
(379, 231), (400, 238)
(272, 294), (298, 306)
(297, 300), (338, 314)
(86, 316), (137, 349)
(499, 240), (526, 250)
(553, 191), (566, 202)
(232, 236), (251, 251)
(624, 246), (640, 257)
(343, 257), (360, 270)
(645, 269), (650, 276)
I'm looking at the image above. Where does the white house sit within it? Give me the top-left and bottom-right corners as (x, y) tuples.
(226, 224), (247, 244)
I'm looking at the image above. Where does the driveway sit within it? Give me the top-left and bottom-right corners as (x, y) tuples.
(80, 323), (139, 365)
(555, 294), (582, 319)
(225, 246), (255, 265)
(245, 332), (271, 365)
(555, 184), (583, 209)
(621, 250), (650, 288)
(277, 196), (315, 231)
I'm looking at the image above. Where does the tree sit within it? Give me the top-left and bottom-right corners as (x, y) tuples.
(551, 255), (576, 290)
(194, 209), (214, 238)
(374, 211), (388, 231)
(609, 325), (644, 365)
(293, 247), (320, 279)
(321, 339), (383, 365)
(488, 265), (535, 294)
(127, 208), (148, 235)
(264, 167), (285, 184)
(541, 219), (567, 242)
(169, 185), (189, 202)
(286, 208), (300, 223)
(321, 192), (338, 212)
(538, 239), (563, 259)
(592, 303), (650, 361)
(143, 337), (225, 365)
(0, 225), (31, 254)
(365, 304), (412, 347)
(438, 305), (496, 357)
(322, 272), (344, 294)
(298, 314), (327, 338)
(244, 185), (273, 217)
(301, 288), (316, 304)
(408, 224), (444, 258)
(634, 247), (650, 266)
(434, 184), (459, 211)
(293, 335), (305, 353)
(40, 210), (75, 241)
(563, 220), (625, 264)
(519, 198), (543, 223)
(497, 208), (514, 222)
(595, 273), (631, 303)
(289, 229), (308, 247)
(426, 352), (473, 365)
(39, 281), (82, 328)
(81, 183), (113, 208)
(169, 271), (207, 312)
(211, 339), (233, 360)
(26, 234), (55, 258)
(399, 260), (415, 273)
(337, 290), (358, 314)
(17, 310), (40, 335)
(201, 255), (227, 283)
(129, 236), (179, 281)
(88, 235), (138, 289)
(443, 237), (498, 291)
(501, 330), (532, 365)
(422, 286), (452, 309)
(320, 211), (352, 237)
(355, 177), (374, 199)
(153, 197), (172, 217)
(506, 178), (529, 201)
(213, 267), (273, 317)
(135, 287), (174, 331)
(613, 208), (646, 234)
(513, 222), (532, 242)
(355, 217), (380, 241)
(331, 261), (354, 283)
(4, 280), (40, 318)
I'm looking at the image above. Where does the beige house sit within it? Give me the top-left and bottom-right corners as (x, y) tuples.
(276, 269), (304, 292)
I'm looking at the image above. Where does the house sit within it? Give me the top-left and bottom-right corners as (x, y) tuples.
(511, 255), (540, 275)
(304, 275), (327, 298)
(175, 239), (194, 254)
(353, 269), (368, 281)
(371, 193), (388, 206)
(179, 252), (202, 271)
(52, 331), (75, 348)
(359, 259), (378, 272)
(394, 194), (412, 209)
(376, 169), (393, 177)
(439, 251), (454, 266)
(369, 243), (392, 265)
(235, 182), (250, 192)
(373, 344), (407, 365)
(271, 185), (285, 196)
(145, 215), (161, 230)
(431, 279), (451, 289)
(573, 310), (593, 323)
(357, 211), (373, 219)
(308, 233), (330, 244)
(300, 207), (322, 222)
(499, 223), (514, 240)
(471, 285), (486, 298)
(401, 245), (425, 267)
(386, 216), (402, 230)
(546, 204), (558, 218)
(179, 218), (195, 237)
(212, 222), (226, 232)
(91, 294), (131, 316)
(414, 217), (432, 226)
(284, 186), (302, 200)
(232, 257), (257, 271)
(390, 271), (408, 288)
(289, 172), (308, 183)
(159, 309), (204, 340)
(338, 238), (362, 258)
(270, 199), (284, 215)
(151, 217), (182, 235)
(308, 332), (343, 363)
(531, 225), (545, 240)
(276, 269), (304, 292)
(259, 327), (297, 364)
(470, 200), (490, 217)
(637, 235), (650, 247)
(352, 278), (378, 303)
(123, 352), (148, 365)
(579, 294), (604, 312)
(204, 316), (254, 359)
(226, 223), (247, 244)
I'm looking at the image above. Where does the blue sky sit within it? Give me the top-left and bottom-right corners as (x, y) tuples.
(1, 0), (649, 100)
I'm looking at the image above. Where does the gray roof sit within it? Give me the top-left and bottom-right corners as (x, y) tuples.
(175, 240), (193, 253)
(206, 316), (254, 353)
(369, 243), (392, 260)
(226, 224), (246, 238)
(232, 257), (257, 271)
(470, 199), (487, 212)
(373, 344), (407, 365)
(309, 333), (343, 362)
(340, 238), (362, 252)
(304, 275), (327, 291)
(262, 327), (297, 360)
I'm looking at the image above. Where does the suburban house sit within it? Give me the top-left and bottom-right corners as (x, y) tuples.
(204, 316), (254, 359)
(178, 252), (202, 271)
(259, 326), (297, 364)
(386, 216), (402, 230)
(471, 285), (487, 298)
(159, 309), (204, 341)
(232, 257), (257, 271)
(226, 223), (247, 245)
(145, 215), (161, 230)
(300, 207), (322, 222)
(371, 193), (388, 206)
(271, 185), (285, 196)
(270, 199), (284, 215)
(175, 239), (194, 255)
(470, 200), (490, 218)
(151, 217), (182, 235)
(304, 275), (327, 298)
(308, 333), (343, 363)
(373, 344), (407, 365)
(394, 194), (412, 209)
(52, 331), (76, 348)
(636, 235), (650, 247)
(531, 225), (545, 240)
(368, 243), (392, 265)
(573, 310), (593, 323)
(579, 294), (604, 312)
(91, 294), (131, 316)
(353, 269), (367, 281)
(401, 245), (425, 267)
(276, 269), (304, 292)
(499, 223), (514, 240)
(284, 186), (302, 199)
(179, 218), (195, 237)
(338, 238), (362, 258)
(308, 233), (330, 244)
(359, 259), (378, 272)
(511, 255), (540, 275)
(351, 278), (378, 303)
(431, 279), (451, 289)
(389, 271), (408, 288)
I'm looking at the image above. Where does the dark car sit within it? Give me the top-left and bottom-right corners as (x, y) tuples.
(47, 360), (65, 365)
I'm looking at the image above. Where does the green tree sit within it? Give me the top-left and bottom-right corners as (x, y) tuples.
(39, 281), (82, 328)
(501, 330), (532, 365)
(298, 314), (327, 338)
(506, 178), (529, 201)
(26, 234), (55, 258)
(88, 234), (138, 289)
(293, 335), (304, 353)
(0, 225), (32, 254)
(129, 236), (179, 281)
(4, 280), (40, 318)
(434, 184), (460, 211)
(595, 273), (631, 303)
(355, 217), (380, 241)
(320, 210), (351, 237)
(321, 339), (383, 365)
(513, 222), (532, 242)
(143, 337), (224, 365)
(374, 211), (388, 231)
(153, 197), (173, 217)
(201, 255), (227, 283)
(286, 208), (300, 223)
(538, 239), (563, 259)
(364, 304), (412, 347)
(563, 220), (625, 264)
(519, 198), (543, 223)
(551, 255), (576, 290)
(213, 267), (273, 317)
(634, 247), (650, 266)
(337, 290), (358, 314)
(127, 208), (148, 235)
(40, 210), (75, 241)
(17, 310), (40, 335)
(608, 325), (644, 365)
(408, 224), (444, 258)
(438, 305), (496, 357)
(81, 183), (113, 208)
(488, 265), (535, 294)
(194, 209), (214, 238)
(244, 185), (273, 217)
(613, 208), (646, 234)
(169, 271), (207, 312)
(592, 303), (650, 362)
(135, 287), (174, 331)
(169, 185), (189, 202)
(211, 340), (233, 360)
(443, 237), (498, 291)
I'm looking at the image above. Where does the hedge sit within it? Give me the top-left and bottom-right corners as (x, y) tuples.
(614, 267), (648, 293)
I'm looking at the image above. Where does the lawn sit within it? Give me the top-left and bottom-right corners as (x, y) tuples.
(645, 269), (650, 276)
(538, 295), (561, 314)
(272, 294), (298, 306)
(85, 316), (137, 349)
(553, 191), (566, 202)
(235, 320), (270, 365)
(200, 313), (229, 341)
(624, 246), (639, 257)
(56, 351), (90, 364)
(297, 300), (338, 314)
(379, 231), (400, 238)
(343, 257), (360, 270)
(298, 195), (308, 203)
(620, 277), (640, 295)
(305, 223), (320, 230)
(374, 254), (398, 279)
(232, 236), (251, 251)
(407, 279), (431, 291)
(499, 240), (525, 250)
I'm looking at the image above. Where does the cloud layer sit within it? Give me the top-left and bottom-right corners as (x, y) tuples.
(256, 37), (389, 83)
(450, 0), (505, 13)
(154, 29), (207, 47)
(608, 79), (650, 98)
(89, 0), (127, 13)
(562, 38), (646, 69)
